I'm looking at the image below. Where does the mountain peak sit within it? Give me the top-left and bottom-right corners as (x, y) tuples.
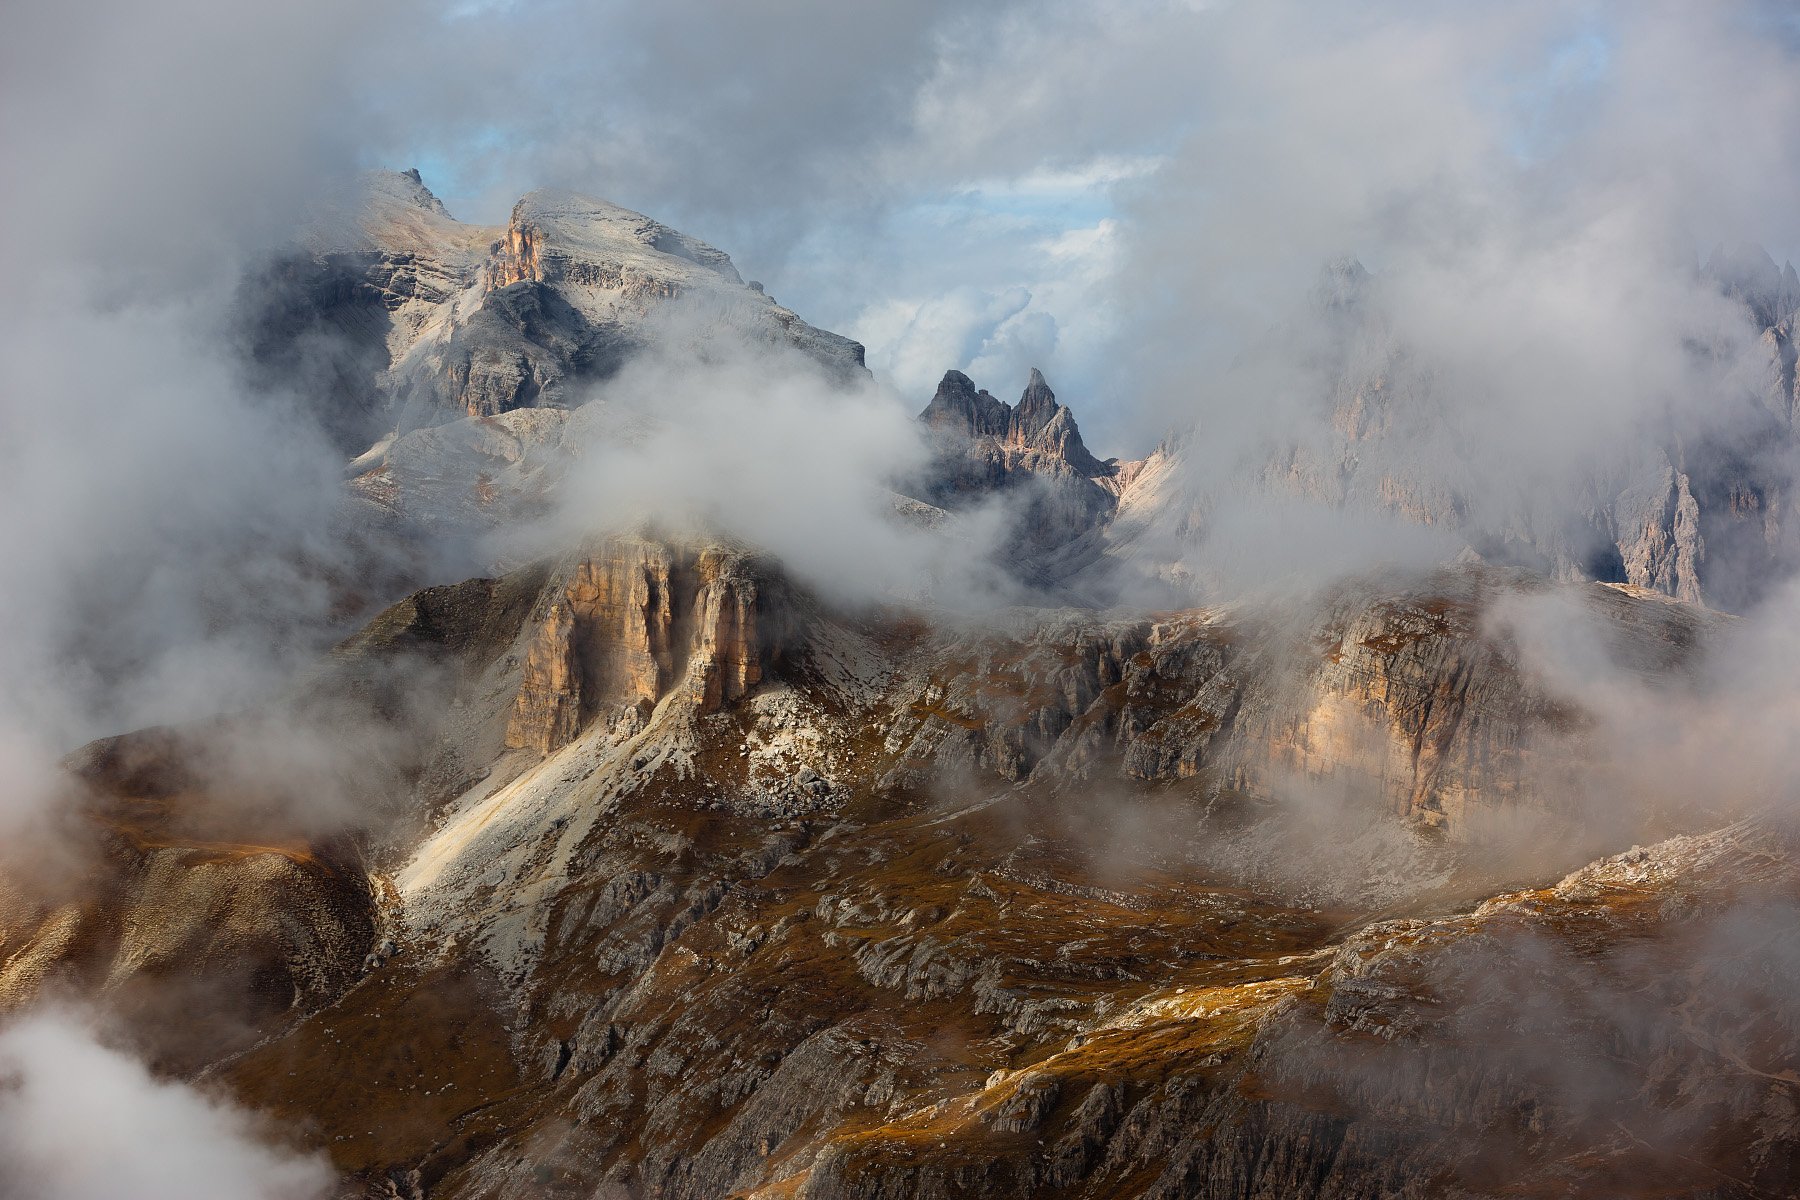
(505, 188), (744, 283)
(1313, 255), (1372, 310)
(276, 172), (867, 451)
(920, 369), (1014, 440)
(918, 368), (1105, 476)
(1703, 241), (1798, 326)
(366, 167), (452, 218)
(1016, 366), (1059, 438)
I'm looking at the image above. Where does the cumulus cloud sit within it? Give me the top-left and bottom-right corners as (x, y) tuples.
(535, 330), (1021, 610)
(0, 0), (413, 835)
(1491, 566), (1800, 837)
(0, 1011), (331, 1200)
(855, 285), (1050, 402)
(1100, 0), (1800, 599)
(847, 214), (1125, 419)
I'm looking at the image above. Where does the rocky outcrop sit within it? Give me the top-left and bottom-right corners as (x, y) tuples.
(873, 565), (1714, 845)
(1616, 455), (1706, 603)
(505, 538), (778, 754)
(0, 730), (378, 1073)
(794, 823), (1800, 1200)
(918, 367), (1110, 483)
(910, 368), (1142, 583)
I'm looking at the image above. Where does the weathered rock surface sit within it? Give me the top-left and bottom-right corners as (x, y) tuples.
(16, 190), (1800, 1200)
(0, 728), (377, 1074)
(7, 529), (1785, 1199)
(505, 538), (779, 755)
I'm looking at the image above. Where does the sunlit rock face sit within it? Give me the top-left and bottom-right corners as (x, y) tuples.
(506, 538), (777, 755)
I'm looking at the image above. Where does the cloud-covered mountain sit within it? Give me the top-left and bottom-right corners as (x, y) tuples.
(4, 184), (1800, 1200)
(14, 2), (1800, 1197)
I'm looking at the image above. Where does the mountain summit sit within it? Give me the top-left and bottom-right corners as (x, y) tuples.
(256, 169), (865, 453)
(920, 367), (1107, 476)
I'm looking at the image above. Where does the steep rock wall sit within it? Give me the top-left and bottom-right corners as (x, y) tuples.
(506, 539), (777, 754)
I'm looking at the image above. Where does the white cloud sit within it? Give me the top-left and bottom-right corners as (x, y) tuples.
(0, 1012), (332, 1200)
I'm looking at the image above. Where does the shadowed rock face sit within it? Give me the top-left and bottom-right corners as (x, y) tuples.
(920, 368), (1105, 477)
(918, 368), (1110, 487)
(911, 368), (1146, 585)
(7, 532), (1789, 1200)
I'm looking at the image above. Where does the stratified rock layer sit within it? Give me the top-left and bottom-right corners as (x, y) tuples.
(506, 539), (775, 754)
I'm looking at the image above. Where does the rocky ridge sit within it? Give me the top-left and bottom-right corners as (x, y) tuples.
(4, 529), (1787, 1198)
(910, 368), (1154, 587)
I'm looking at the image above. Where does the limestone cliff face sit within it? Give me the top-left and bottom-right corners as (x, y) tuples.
(1230, 587), (1548, 831)
(1616, 456), (1706, 603)
(485, 216), (545, 291)
(507, 600), (584, 754)
(687, 546), (767, 711)
(505, 538), (775, 754)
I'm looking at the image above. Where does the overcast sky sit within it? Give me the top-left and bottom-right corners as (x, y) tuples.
(356, 0), (1800, 457)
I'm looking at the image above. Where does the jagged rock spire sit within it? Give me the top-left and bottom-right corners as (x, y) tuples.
(1014, 367), (1059, 439)
(1312, 256), (1371, 310)
(920, 369), (1012, 439)
(1703, 242), (1800, 328)
(917, 367), (1106, 476)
